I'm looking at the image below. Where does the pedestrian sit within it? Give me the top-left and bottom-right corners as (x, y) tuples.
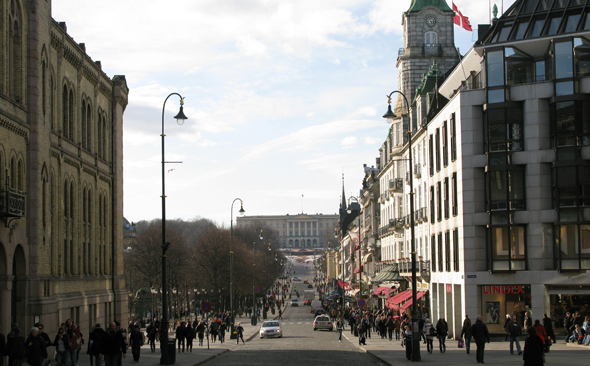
(7, 327), (25, 366)
(185, 323), (194, 351)
(422, 318), (435, 354)
(394, 317), (401, 340)
(542, 313), (556, 344)
(235, 323), (244, 345)
(435, 318), (447, 353)
(218, 322), (226, 344)
(471, 315), (490, 364)
(523, 312), (533, 333)
(128, 325), (143, 362)
(503, 314), (511, 341)
(25, 328), (48, 366)
(564, 312), (573, 343)
(460, 314), (472, 354)
(523, 326), (544, 366)
(146, 323), (157, 353)
(34, 324), (51, 365)
(0, 326), (6, 366)
(100, 322), (126, 366)
(403, 325), (412, 360)
(196, 322), (205, 347)
(65, 320), (83, 366)
(357, 324), (366, 345)
(336, 317), (344, 342)
(176, 322), (186, 352)
(209, 321), (218, 343)
(87, 324), (106, 366)
(509, 314), (523, 355)
(386, 316), (395, 341)
(53, 328), (71, 366)
(378, 316), (387, 339)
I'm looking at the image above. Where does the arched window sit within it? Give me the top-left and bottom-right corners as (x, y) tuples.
(8, 0), (22, 102)
(97, 111), (102, 158)
(425, 31), (438, 45)
(86, 104), (92, 151)
(81, 100), (87, 149)
(69, 181), (74, 221)
(42, 59), (47, 116)
(68, 89), (74, 140)
(62, 85), (68, 136)
(10, 157), (16, 188)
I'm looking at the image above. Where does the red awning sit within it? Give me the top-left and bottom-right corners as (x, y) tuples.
(385, 288), (397, 296)
(400, 291), (427, 310)
(353, 265), (363, 274)
(338, 280), (351, 291)
(374, 286), (388, 296)
(351, 289), (360, 295)
(387, 289), (413, 305)
(353, 244), (360, 251)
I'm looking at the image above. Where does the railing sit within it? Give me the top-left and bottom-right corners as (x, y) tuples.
(398, 48), (405, 57)
(423, 43), (442, 56)
(0, 189), (26, 218)
(389, 178), (403, 192)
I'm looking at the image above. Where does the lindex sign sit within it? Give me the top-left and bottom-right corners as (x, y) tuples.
(483, 285), (526, 294)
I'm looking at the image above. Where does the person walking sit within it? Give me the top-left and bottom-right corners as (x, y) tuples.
(422, 318), (435, 354)
(523, 312), (533, 334)
(101, 322), (126, 366)
(65, 320), (83, 366)
(336, 318), (344, 342)
(87, 324), (106, 366)
(386, 316), (395, 341)
(128, 325), (143, 362)
(185, 323), (194, 351)
(0, 326), (6, 366)
(394, 317), (401, 340)
(461, 314), (473, 354)
(435, 318), (448, 353)
(235, 323), (245, 345)
(53, 328), (71, 366)
(34, 324), (51, 366)
(278, 308), (283, 319)
(218, 322), (226, 344)
(7, 327), (26, 366)
(176, 321), (186, 352)
(523, 327), (544, 366)
(146, 323), (157, 353)
(209, 321), (218, 343)
(509, 314), (523, 355)
(196, 322), (205, 347)
(25, 327), (48, 366)
(403, 325), (413, 361)
(503, 314), (511, 341)
(471, 315), (490, 364)
(542, 313), (556, 344)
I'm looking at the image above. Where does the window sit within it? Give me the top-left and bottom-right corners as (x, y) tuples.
(442, 121), (448, 167)
(444, 177), (449, 219)
(555, 41), (574, 79)
(555, 224), (590, 270)
(436, 182), (442, 222)
(437, 233), (443, 272)
(429, 134), (434, 176)
(450, 113), (457, 161)
(574, 38), (590, 77)
(8, 0), (23, 102)
(513, 18), (530, 40)
(453, 229), (459, 272)
(435, 128), (441, 172)
(505, 47), (534, 85)
(552, 165), (590, 208)
(430, 186), (435, 225)
(487, 50), (505, 87)
(431, 235), (436, 272)
(488, 224), (526, 271)
(485, 103), (524, 152)
(452, 172), (458, 216)
(565, 13), (582, 33)
(551, 100), (590, 148)
(425, 31), (437, 45)
(487, 169), (526, 211)
(445, 231), (451, 272)
(545, 15), (563, 36)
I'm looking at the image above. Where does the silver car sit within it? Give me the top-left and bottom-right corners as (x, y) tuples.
(259, 321), (283, 338)
(313, 315), (333, 331)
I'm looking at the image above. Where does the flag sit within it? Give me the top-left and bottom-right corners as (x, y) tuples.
(302, 194), (304, 197)
(453, 2), (473, 31)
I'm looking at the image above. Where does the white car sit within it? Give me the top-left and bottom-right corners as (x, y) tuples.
(292, 276), (301, 281)
(290, 298), (299, 307)
(260, 321), (283, 338)
(313, 315), (333, 331)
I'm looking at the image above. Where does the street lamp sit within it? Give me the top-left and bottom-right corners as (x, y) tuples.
(383, 90), (420, 361)
(160, 92), (188, 365)
(230, 198), (245, 339)
(252, 228), (263, 326)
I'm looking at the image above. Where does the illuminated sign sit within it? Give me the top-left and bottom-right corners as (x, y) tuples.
(482, 285), (525, 294)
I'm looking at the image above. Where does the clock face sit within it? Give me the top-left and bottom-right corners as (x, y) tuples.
(426, 16), (436, 27)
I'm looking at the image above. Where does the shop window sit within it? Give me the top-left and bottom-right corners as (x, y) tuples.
(555, 224), (590, 270)
(488, 224), (526, 271)
(574, 38), (590, 77)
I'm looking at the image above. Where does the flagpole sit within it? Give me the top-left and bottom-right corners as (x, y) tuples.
(489, 0), (491, 23)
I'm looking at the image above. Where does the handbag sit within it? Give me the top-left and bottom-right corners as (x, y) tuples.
(458, 338), (465, 348)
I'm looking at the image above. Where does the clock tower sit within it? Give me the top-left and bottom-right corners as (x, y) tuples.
(395, 0), (460, 123)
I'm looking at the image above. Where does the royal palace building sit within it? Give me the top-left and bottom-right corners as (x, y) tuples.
(0, 0), (128, 336)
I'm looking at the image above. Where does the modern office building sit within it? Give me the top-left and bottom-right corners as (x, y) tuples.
(0, 0), (128, 336)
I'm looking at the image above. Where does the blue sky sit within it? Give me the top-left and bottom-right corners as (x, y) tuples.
(52, 0), (516, 225)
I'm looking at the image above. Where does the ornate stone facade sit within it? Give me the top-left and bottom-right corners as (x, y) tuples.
(0, 0), (128, 337)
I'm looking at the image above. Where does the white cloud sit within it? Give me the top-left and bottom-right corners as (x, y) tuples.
(363, 136), (381, 145)
(341, 136), (358, 148)
(236, 35), (268, 57)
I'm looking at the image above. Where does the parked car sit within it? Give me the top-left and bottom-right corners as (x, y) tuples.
(303, 299), (311, 306)
(313, 315), (333, 331)
(290, 298), (299, 307)
(313, 308), (326, 316)
(292, 276), (301, 281)
(259, 321), (283, 338)
(303, 280), (309, 284)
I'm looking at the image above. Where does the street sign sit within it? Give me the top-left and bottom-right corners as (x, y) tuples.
(201, 302), (212, 313)
(254, 286), (260, 293)
(358, 299), (366, 307)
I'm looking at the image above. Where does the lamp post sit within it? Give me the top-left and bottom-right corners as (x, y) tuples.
(383, 90), (420, 361)
(252, 228), (263, 326)
(229, 198), (245, 338)
(160, 93), (188, 365)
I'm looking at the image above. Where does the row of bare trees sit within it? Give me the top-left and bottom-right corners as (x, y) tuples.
(126, 218), (286, 318)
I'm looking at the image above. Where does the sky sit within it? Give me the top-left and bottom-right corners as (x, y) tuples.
(52, 0), (516, 226)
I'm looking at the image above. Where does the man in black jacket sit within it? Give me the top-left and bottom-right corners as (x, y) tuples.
(471, 315), (490, 364)
(543, 314), (556, 344)
(25, 328), (47, 366)
(101, 322), (126, 366)
(509, 315), (523, 355)
(564, 312), (573, 343)
(7, 327), (25, 366)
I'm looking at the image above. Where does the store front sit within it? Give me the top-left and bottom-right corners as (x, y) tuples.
(547, 285), (590, 333)
(480, 284), (531, 333)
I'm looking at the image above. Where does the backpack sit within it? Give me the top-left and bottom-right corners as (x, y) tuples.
(429, 326), (437, 337)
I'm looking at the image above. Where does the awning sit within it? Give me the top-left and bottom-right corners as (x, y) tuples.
(400, 291), (427, 310)
(374, 286), (388, 296)
(387, 289), (414, 305)
(353, 265), (363, 274)
(372, 269), (402, 283)
(385, 288), (398, 297)
(351, 289), (360, 295)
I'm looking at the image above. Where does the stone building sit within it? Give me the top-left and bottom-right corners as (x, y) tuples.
(0, 0), (128, 336)
(237, 213), (339, 249)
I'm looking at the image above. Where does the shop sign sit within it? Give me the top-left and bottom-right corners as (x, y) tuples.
(483, 285), (525, 294)
(446, 284), (452, 293)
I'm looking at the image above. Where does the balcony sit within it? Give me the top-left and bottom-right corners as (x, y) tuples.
(0, 189), (26, 220)
(423, 43), (442, 57)
(397, 258), (431, 282)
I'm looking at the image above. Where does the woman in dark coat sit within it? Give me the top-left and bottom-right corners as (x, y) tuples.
(523, 326), (544, 366)
(196, 322), (205, 346)
(436, 318), (448, 353)
(185, 323), (194, 351)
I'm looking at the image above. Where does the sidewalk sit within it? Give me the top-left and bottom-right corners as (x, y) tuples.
(342, 331), (589, 366)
